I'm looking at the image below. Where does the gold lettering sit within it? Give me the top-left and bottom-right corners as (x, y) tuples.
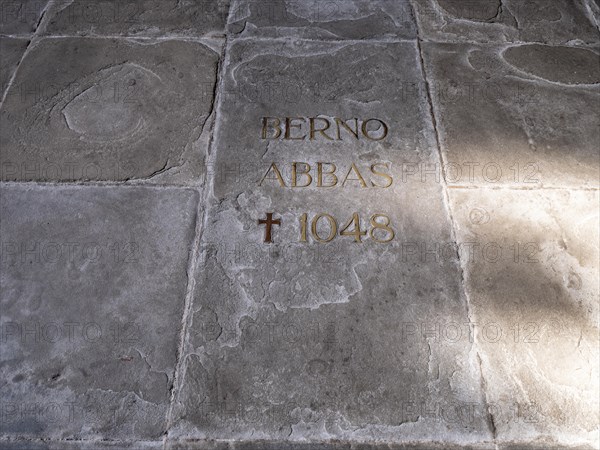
(370, 214), (395, 243)
(362, 118), (389, 141)
(317, 163), (338, 187)
(259, 163), (287, 187)
(341, 163), (368, 187)
(262, 117), (282, 139)
(262, 117), (391, 141)
(284, 117), (306, 140)
(309, 117), (333, 140)
(335, 118), (359, 140)
(311, 213), (337, 242)
(370, 163), (393, 188)
(292, 162), (312, 187)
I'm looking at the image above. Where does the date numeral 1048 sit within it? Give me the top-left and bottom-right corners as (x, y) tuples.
(299, 213), (394, 243)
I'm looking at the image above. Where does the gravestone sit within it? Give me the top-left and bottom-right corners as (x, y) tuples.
(166, 39), (491, 443)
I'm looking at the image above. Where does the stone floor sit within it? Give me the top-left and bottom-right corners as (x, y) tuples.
(0, 1), (599, 449)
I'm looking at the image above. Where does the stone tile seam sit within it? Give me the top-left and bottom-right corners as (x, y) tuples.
(0, 181), (204, 191)
(2, 180), (597, 192)
(0, 438), (163, 447)
(205, 36), (600, 47)
(0, 33), (227, 43)
(158, 176), (204, 448)
(1, 34), (418, 44)
(412, 0), (497, 442)
(418, 37), (600, 49)
(4, 34), (597, 49)
(0, 436), (502, 446)
(10, 436), (595, 449)
(161, 8), (234, 446)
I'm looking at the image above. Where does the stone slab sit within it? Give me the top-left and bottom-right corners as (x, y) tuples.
(228, 0), (416, 40)
(42, 0), (230, 38)
(412, 0), (600, 45)
(0, 185), (198, 440)
(2, 441), (594, 450)
(421, 42), (600, 188)
(166, 442), (496, 450)
(0, 0), (49, 35)
(168, 40), (491, 444)
(448, 188), (600, 448)
(0, 37), (220, 184)
(0, 37), (28, 99)
(0, 441), (162, 449)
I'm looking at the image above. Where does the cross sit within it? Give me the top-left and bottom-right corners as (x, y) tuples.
(258, 213), (281, 243)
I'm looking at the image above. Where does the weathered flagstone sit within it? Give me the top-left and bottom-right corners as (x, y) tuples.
(412, 0), (600, 45)
(448, 188), (600, 448)
(228, 0), (416, 40)
(0, 38), (28, 99)
(0, 37), (220, 183)
(42, 0), (230, 38)
(0, 185), (198, 440)
(421, 42), (600, 188)
(0, 441), (163, 449)
(166, 443), (496, 450)
(167, 40), (491, 444)
(499, 445), (598, 450)
(1, 0), (599, 448)
(0, 0), (49, 35)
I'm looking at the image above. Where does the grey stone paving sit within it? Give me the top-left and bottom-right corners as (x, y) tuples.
(1, 185), (198, 440)
(0, 0), (598, 449)
(43, 0), (231, 38)
(1, 37), (220, 183)
(0, 37), (28, 99)
(168, 38), (488, 443)
(448, 189), (599, 444)
(412, 0), (600, 45)
(0, 0), (49, 35)
(228, 0), (416, 40)
(421, 42), (600, 188)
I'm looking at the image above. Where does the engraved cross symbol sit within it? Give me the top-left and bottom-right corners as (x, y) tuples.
(258, 213), (281, 243)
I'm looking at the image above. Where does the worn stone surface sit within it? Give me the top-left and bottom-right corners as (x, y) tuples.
(412, 0), (600, 45)
(1, 0), (599, 448)
(0, 0), (49, 35)
(0, 441), (163, 449)
(166, 442), (497, 450)
(228, 0), (416, 40)
(1, 442), (595, 450)
(42, 0), (230, 38)
(587, 0), (600, 29)
(0, 37), (220, 183)
(422, 42), (600, 188)
(167, 39), (490, 445)
(0, 37), (28, 98)
(0, 185), (198, 440)
(448, 188), (599, 448)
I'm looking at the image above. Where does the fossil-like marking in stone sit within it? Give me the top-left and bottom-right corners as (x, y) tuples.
(258, 213), (281, 243)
